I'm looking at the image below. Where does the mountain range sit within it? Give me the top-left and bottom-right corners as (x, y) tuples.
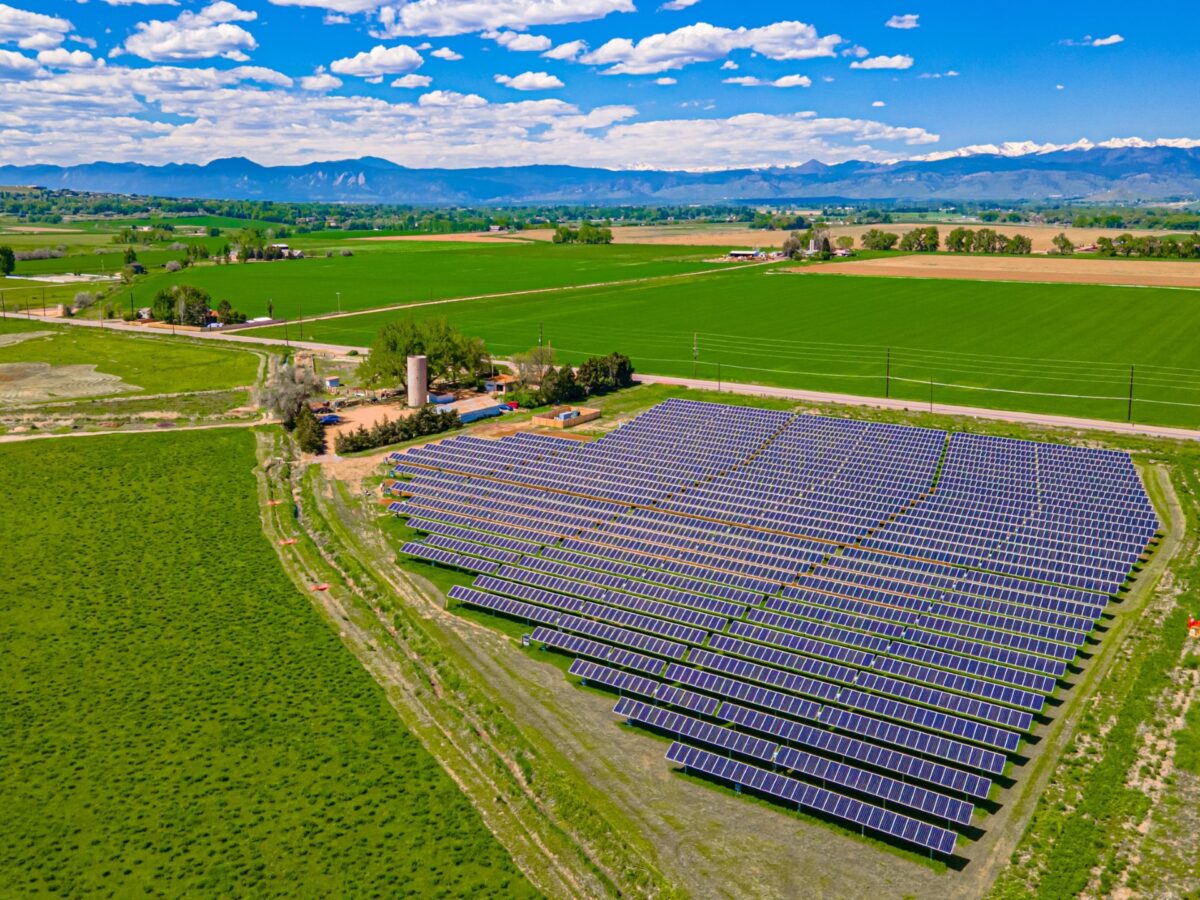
(3, 146), (1199, 205)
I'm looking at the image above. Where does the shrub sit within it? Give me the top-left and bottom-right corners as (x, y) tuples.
(164, 260), (183, 273)
(334, 405), (458, 454)
(340, 248), (353, 257)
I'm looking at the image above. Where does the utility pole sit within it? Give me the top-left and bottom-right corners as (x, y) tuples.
(298, 298), (304, 340)
(538, 322), (544, 348)
(283, 319), (290, 348)
(1127, 365), (1135, 422)
(929, 376), (934, 413)
(336, 291), (341, 314)
(692, 332), (698, 379)
(885, 347), (891, 398)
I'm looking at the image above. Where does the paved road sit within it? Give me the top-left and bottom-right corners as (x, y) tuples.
(9, 310), (1199, 443)
(632, 373), (1200, 443)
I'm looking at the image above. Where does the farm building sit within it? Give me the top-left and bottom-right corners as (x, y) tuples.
(485, 374), (519, 395)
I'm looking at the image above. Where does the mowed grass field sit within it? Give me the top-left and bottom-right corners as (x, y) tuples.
(128, 239), (733, 318)
(0, 318), (261, 395)
(244, 266), (1200, 427)
(0, 430), (535, 896)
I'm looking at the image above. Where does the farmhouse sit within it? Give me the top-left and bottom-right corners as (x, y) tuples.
(485, 373), (519, 395)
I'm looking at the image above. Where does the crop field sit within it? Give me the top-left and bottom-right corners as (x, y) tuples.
(0, 318), (261, 396)
(0, 430), (535, 896)
(127, 240), (734, 319)
(243, 265), (1200, 428)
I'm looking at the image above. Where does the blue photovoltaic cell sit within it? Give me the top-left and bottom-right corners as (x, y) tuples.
(615, 697), (778, 763)
(773, 745), (974, 825)
(666, 742), (958, 855)
(401, 399), (1158, 847)
(717, 701), (991, 799)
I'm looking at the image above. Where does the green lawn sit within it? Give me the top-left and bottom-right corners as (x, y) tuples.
(243, 266), (1200, 427)
(0, 319), (261, 396)
(0, 430), (535, 896)
(127, 239), (734, 318)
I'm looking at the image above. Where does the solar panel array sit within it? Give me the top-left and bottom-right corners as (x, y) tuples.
(386, 398), (1158, 855)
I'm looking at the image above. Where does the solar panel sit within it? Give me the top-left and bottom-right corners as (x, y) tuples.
(665, 743), (957, 855)
(420, 398), (1156, 848)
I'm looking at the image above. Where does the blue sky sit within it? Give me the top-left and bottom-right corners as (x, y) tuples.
(0, 0), (1194, 169)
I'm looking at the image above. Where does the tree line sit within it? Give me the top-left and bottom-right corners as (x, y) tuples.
(858, 226), (1033, 254)
(334, 405), (460, 455)
(551, 223), (614, 244)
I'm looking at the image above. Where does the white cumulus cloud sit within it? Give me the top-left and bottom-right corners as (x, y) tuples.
(0, 46), (38, 78)
(0, 3), (72, 50)
(101, 0), (181, 5)
(660, 0), (701, 8)
(37, 48), (101, 67)
(487, 30), (551, 52)
(430, 46), (462, 60)
(872, 100), (885, 107)
(392, 72), (431, 87)
(375, 0), (634, 38)
(116, 2), (258, 62)
(542, 39), (586, 60)
(494, 70), (563, 90)
(1062, 33), (1126, 47)
(582, 20), (841, 75)
(722, 74), (811, 88)
(918, 69), (958, 79)
(300, 65), (341, 90)
(269, 0), (385, 12)
(885, 14), (919, 29)
(330, 43), (423, 77)
(850, 54), (913, 70)
(654, 76), (675, 84)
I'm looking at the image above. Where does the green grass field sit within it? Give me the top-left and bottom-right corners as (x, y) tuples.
(0, 430), (535, 896)
(127, 239), (733, 318)
(243, 266), (1200, 427)
(0, 318), (261, 396)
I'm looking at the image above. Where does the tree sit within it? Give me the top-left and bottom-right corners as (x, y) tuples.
(1005, 234), (1033, 255)
(293, 404), (326, 454)
(267, 299), (274, 319)
(860, 229), (899, 251)
(357, 317), (486, 389)
(151, 284), (210, 325)
(552, 225), (575, 244)
(0, 245), (13, 276)
(122, 246), (137, 265)
(781, 233), (802, 259)
(540, 365), (583, 405)
(512, 344), (556, 386)
(835, 235), (855, 251)
(577, 352), (634, 394)
(258, 361), (319, 428)
(899, 226), (939, 252)
(944, 227), (973, 253)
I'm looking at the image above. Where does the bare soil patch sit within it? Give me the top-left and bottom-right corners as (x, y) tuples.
(786, 253), (1200, 288)
(0, 362), (139, 403)
(0, 330), (55, 348)
(505, 223), (1199, 253)
(323, 399), (413, 443)
(353, 233), (532, 244)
